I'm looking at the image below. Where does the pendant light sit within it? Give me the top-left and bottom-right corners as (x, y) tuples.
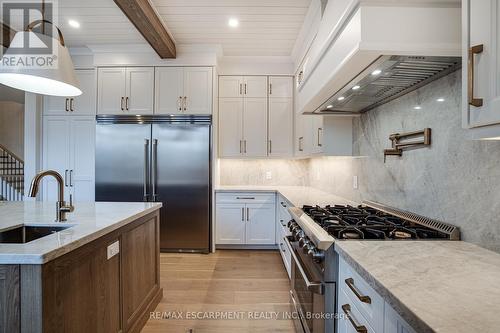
(0, 19), (81, 97)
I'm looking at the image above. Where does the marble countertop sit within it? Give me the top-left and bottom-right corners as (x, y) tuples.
(0, 201), (162, 264)
(335, 240), (500, 333)
(215, 185), (357, 207)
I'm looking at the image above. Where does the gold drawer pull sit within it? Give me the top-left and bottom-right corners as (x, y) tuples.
(342, 304), (368, 333)
(468, 44), (484, 107)
(345, 278), (372, 304)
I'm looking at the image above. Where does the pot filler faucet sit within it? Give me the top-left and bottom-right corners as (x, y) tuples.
(28, 170), (74, 222)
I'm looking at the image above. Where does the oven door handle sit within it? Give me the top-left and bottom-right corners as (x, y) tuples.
(285, 236), (324, 295)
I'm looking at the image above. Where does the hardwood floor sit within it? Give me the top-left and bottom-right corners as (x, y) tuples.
(141, 250), (295, 333)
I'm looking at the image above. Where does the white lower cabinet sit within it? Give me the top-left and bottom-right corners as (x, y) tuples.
(338, 255), (415, 333)
(215, 193), (276, 246)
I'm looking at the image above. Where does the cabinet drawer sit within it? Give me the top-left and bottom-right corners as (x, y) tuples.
(339, 257), (384, 332)
(338, 287), (376, 333)
(277, 226), (291, 279)
(216, 192), (276, 204)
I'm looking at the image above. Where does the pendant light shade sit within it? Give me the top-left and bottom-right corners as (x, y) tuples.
(0, 20), (81, 97)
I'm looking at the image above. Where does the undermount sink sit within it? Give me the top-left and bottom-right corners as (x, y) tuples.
(0, 225), (72, 244)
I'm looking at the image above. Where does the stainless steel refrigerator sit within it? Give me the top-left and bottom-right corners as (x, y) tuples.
(95, 115), (211, 253)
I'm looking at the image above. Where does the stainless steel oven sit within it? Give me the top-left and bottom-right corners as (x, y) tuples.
(285, 235), (336, 333)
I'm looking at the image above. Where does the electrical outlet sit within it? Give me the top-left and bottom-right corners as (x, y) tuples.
(107, 241), (120, 259)
(265, 171), (272, 180)
(353, 176), (358, 189)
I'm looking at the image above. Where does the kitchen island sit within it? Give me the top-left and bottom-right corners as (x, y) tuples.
(0, 201), (163, 333)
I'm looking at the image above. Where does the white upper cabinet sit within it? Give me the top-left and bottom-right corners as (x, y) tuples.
(155, 67), (184, 114)
(125, 67), (154, 115)
(97, 68), (126, 114)
(155, 67), (213, 114)
(463, 0), (500, 139)
(243, 98), (268, 157)
(219, 76), (243, 97)
(219, 76), (267, 98)
(97, 67), (154, 115)
(183, 67), (213, 114)
(218, 75), (293, 158)
(44, 69), (96, 116)
(269, 76), (293, 98)
(268, 98), (293, 157)
(219, 98), (244, 157)
(243, 76), (268, 98)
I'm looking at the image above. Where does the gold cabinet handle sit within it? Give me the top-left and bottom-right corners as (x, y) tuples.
(125, 96), (129, 110)
(468, 44), (484, 107)
(345, 278), (372, 304)
(120, 97), (124, 111)
(298, 137), (304, 152)
(342, 304), (368, 333)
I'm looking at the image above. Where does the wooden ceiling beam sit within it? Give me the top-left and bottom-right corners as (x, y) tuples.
(113, 0), (176, 58)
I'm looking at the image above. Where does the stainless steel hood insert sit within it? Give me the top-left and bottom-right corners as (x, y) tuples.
(312, 55), (461, 115)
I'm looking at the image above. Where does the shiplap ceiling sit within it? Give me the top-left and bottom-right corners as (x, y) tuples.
(56, 0), (311, 56)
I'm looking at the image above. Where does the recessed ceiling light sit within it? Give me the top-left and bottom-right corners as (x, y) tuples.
(436, 98), (445, 102)
(326, 105), (333, 108)
(371, 69), (382, 76)
(228, 18), (239, 28)
(337, 96), (345, 101)
(68, 19), (80, 28)
(352, 85), (360, 90)
(413, 106), (422, 110)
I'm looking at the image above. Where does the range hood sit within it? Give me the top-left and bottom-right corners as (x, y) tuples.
(311, 55), (461, 115)
(296, 1), (461, 115)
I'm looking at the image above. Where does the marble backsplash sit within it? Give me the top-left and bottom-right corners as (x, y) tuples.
(218, 71), (500, 252)
(310, 70), (500, 252)
(218, 159), (309, 186)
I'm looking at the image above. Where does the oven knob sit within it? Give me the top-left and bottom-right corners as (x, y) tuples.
(288, 222), (298, 232)
(292, 229), (304, 241)
(287, 220), (294, 229)
(298, 237), (308, 247)
(310, 250), (325, 264)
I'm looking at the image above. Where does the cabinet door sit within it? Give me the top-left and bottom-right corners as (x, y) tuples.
(269, 76), (293, 98)
(42, 116), (71, 202)
(69, 117), (95, 202)
(155, 67), (184, 114)
(44, 95), (70, 115)
(245, 203), (276, 244)
(311, 116), (324, 154)
(216, 204), (246, 244)
(125, 67), (154, 115)
(184, 67), (213, 114)
(295, 113), (312, 157)
(219, 76), (243, 97)
(244, 76), (268, 98)
(97, 68), (126, 115)
(219, 98), (244, 157)
(268, 98), (293, 157)
(465, 0), (500, 128)
(243, 98), (268, 157)
(71, 69), (96, 115)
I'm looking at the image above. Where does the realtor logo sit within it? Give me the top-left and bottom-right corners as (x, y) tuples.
(1, 1), (59, 68)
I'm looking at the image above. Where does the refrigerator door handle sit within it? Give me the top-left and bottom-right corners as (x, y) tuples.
(152, 139), (158, 201)
(144, 139), (150, 201)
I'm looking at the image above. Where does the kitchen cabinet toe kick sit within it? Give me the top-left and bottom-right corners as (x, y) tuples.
(0, 210), (163, 333)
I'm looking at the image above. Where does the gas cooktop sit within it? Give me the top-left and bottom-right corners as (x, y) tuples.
(302, 204), (451, 240)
